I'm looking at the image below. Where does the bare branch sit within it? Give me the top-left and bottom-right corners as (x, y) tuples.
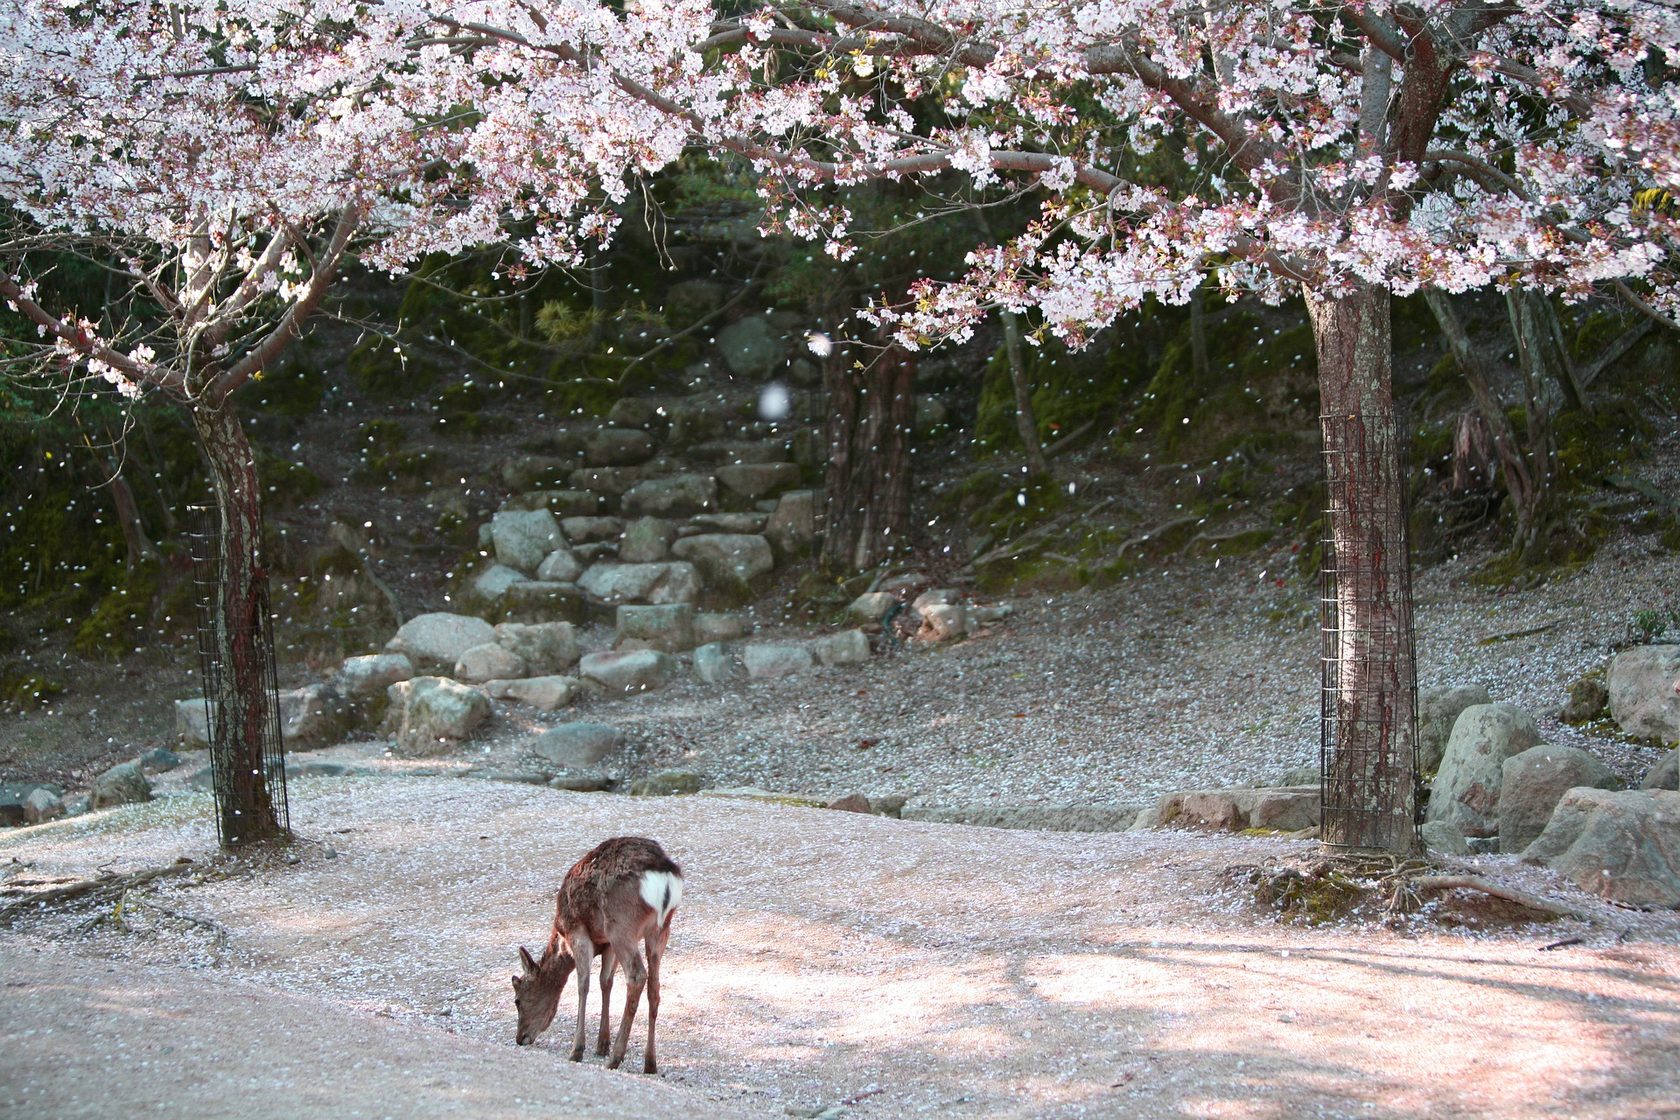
(214, 205), (361, 401)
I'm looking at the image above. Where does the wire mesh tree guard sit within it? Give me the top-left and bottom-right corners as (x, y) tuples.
(187, 504), (289, 846)
(1318, 412), (1421, 854)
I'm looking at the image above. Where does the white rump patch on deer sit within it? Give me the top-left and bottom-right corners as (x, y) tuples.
(639, 870), (682, 926)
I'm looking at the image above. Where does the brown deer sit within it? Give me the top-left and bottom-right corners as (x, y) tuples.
(512, 836), (683, 1073)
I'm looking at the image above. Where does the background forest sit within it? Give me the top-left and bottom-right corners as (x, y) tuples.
(4, 154), (1677, 786)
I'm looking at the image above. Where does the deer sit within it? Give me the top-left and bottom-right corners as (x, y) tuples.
(512, 835), (683, 1074)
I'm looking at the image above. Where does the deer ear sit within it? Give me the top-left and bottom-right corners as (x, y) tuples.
(518, 946), (538, 974)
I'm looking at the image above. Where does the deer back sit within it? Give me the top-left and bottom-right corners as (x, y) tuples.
(554, 836), (683, 946)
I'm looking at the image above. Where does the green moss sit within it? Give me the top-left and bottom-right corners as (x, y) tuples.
(347, 336), (440, 399)
(972, 337), (1139, 455)
(0, 672), (66, 710)
(257, 453), (325, 509)
(1555, 398), (1655, 483)
(357, 419), (406, 454)
(247, 365), (325, 418)
(71, 569), (159, 658)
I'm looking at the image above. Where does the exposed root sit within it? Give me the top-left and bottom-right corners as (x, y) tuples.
(1227, 855), (1603, 931)
(0, 857), (198, 926)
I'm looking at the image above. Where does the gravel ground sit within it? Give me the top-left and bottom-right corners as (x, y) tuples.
(457, 524), (1679, 812)
(4, 782), (1679, 1120)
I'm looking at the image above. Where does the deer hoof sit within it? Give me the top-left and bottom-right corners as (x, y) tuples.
(644, 1058), (658, 1075)
(595, 1042), (610, 1057)
(606, 1054), (624, 1071)
(569, 1048), (584, 1063)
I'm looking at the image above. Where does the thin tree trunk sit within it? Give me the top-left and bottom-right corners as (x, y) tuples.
(973, 208), (1050, 477)
(998, 308), (1051, 479)
(1305, 285), (1421, 857)
(1422, 290), (1539, 546)
(820, 340), (915, 572)
(1504, 291), (1564, 557)
(1189, 287), (1212, 383)
(189, 392), (286, 848)
(106, 472), (159, 570)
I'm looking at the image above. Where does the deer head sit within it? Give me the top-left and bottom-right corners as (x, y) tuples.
(512, 944), (574, 1046)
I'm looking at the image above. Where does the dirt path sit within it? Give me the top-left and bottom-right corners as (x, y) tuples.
(3, 779), (1678, 1119)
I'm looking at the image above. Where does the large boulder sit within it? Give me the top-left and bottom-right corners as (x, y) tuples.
(1424, 703), (1542, 838)
(1498, 744), (1619, 854)
(716, 463), (801, 503)
(467, 564), (526, 610)
(578, 650), (677, 695)
(175, 698), (213, 750)
(1643, 747), (1679, 791)
(91, 761), (152, 809)
(765, 490), (817, 562)
(693, 642), (744, 684)
(814, 629), (872, 667)
(1522, 788), (1680, 909)
(280, 683), (352, 751)
(535, 545), (584, 584)
(334, 654), (414, 701)
(622, 475), (718, 518)
(497, 581), (586, 625)
(616, 604), (697, 653)
(917, 603), (969, 642)
(619, 517), (674, 563)
(695, 612), (749, 645)
(386, 613), (497, 675)
(584, 427), (656, 467)
(561, 516), (626, 544)
(715, 315), (783, 377)
(1417, 684), (1492, 774)
(387, 677), (491, 755)
(1608, 645), (1680, 743)
(501, 490), (601, 518)
(1131, 787), (1318, 833)
(494, 621), (579, 675)
(454, 642), (527, 685)
(500, 454), (577, 492)
(847, 592), (898, 627)
(483, 675), (581, 712)
(532, 723), (623, 768)
(490, 509), (564, 574)
(670, 534), (774, 600)
(577, 562), (701, 605)
(742, 644), (814, 680)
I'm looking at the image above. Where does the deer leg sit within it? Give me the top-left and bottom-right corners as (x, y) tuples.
(565, 929), (594, 1062)
(642, 923), (667, 1074)
(606, 941), (646, 1071)
(595, 945), (616, 1057)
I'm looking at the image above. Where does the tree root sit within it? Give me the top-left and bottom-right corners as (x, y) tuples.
(0, 857), (198, 926)
(1404, 875), (1596, 923)
(1229, 854), (1606, 930)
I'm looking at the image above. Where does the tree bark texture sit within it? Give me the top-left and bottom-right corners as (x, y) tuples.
(1422, 291), (1538, 534)
(1305, 285), (1421, 856)
(820, 342), (915, 572)
(998, 309), (1051, 479)
(189, 394), (287, 847)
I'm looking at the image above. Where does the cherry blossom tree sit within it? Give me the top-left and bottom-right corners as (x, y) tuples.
(444, 0), (1679, 854)
(0, 0), (703, 845)
(9, 1), (1678, 855)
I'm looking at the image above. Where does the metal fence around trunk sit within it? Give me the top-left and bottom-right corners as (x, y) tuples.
(187, 504), (288, 845)
(1318, 413), (1421, 852)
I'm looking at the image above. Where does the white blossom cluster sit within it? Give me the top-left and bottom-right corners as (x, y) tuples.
(3, 0), (1679, 381)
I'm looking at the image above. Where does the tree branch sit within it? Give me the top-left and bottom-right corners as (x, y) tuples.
(214, 204), (361, 402)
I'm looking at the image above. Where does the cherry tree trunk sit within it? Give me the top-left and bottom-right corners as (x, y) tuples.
(1305, 285), (1421, 856)
(821, 344), (916, 572)
(190, 394), (287, 847)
